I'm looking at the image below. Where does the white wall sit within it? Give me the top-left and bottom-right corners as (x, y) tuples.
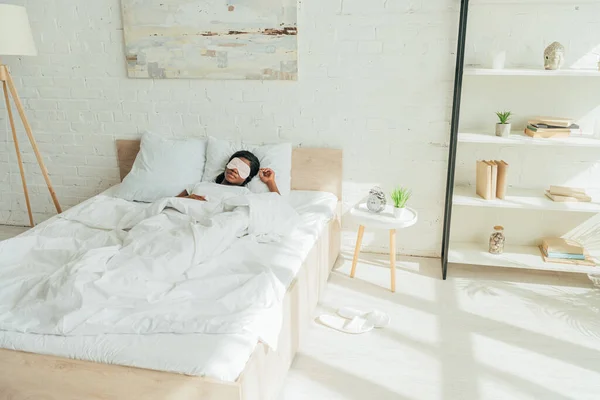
(0, 0), (459, 257)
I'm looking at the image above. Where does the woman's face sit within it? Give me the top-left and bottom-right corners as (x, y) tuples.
(224, 157), (251, 185)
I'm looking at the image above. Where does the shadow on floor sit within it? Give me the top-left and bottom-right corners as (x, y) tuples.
(287, 353), (414, 400)
(324, 263), (600, 398)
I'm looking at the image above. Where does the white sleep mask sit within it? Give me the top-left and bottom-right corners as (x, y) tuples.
(226, 157), (251, 179)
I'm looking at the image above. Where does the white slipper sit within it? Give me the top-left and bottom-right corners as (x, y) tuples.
(317, 314), (374, 334)
(337, 307), (390, 328)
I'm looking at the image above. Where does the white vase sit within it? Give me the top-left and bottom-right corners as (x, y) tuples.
(495, 123), (511, 138)
(490, 51), (506, 69)
(394, 207), (407, 219)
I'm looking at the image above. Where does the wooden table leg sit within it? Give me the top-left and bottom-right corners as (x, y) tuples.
(389, 229), (396, 292)
(350, 225), (365, 278)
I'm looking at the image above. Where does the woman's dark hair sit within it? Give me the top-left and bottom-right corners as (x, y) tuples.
(215, 150), (260, 186)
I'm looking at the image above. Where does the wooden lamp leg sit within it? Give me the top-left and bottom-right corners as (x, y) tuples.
(350, 225), (365, 278)
(4, 68), (62, 213)
(389, 229), (396, 292)
(3, 81), (34, 227)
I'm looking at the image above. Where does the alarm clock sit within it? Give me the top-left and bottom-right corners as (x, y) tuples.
(366, 186), (386, 213)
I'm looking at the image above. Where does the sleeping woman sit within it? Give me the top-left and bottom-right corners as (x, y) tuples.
(178, 150), (280, 200)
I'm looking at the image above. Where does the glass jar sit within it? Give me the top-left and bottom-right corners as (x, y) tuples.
(489, 226), (505, 254)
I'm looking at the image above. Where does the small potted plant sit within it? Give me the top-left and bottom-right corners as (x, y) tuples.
(495, 111), (512, 138)
(390, 186), (411, 219)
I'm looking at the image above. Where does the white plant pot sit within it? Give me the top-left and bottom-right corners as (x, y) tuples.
(394, 207), (407, 219)
(495, 123), (511, 138)
(490, 51), (506, 69)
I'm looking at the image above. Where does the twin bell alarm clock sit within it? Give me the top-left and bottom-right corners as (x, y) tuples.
(367, 186), (386, 213)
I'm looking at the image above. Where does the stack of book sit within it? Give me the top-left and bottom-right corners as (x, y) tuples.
(539, 237), (594, 266)
(476, 160), (509, 200)
(545, 185), (591, 203)
(525, 116), (581, 138)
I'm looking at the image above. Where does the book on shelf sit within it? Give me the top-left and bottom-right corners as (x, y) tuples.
(529, 116), (574, 128)
(476, 160), (493, 200)
(489, 161), (498, 199)
(541, 237), (585, 256)
(496, 160), (509, 200)
(525, 128), (570, 138)
(545, 185), (591, 203)
(540, 246), (586, 260)
(539, 246), (596, 266)
(524, 116), (581, 138)
(545, 191), (592, 202)
(475, 160), (509, 200)
(526, 124), (581, 134)
(549, 185), (587, 195)
(548, 185), (588, 197)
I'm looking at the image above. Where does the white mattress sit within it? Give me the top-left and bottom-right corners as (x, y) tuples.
(0, 189), (337, 382)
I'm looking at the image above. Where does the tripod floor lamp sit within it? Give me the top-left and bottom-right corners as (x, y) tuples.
(0, 4), (61, 227)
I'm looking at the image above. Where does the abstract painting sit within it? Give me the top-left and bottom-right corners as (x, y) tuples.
(121, 0), (298, 80)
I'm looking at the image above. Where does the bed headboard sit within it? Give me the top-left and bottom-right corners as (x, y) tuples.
(116, 140), (343, 199)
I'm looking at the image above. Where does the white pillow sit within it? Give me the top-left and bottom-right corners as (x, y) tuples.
(202, 137), (292, 195)
(115, 133), (208, 202)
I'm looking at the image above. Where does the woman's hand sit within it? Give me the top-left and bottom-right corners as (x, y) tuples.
(187, 194), (207, 201)
(259, 168), (280, 194)
(259, 168), (275, 184)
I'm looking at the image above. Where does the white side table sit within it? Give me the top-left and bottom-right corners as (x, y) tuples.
(349, 203), (418, 292)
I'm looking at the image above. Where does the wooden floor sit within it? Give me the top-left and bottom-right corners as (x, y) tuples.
(279, 252), (600, 400)
(2, 226), (599, 400)
(0, 225), (28, 240)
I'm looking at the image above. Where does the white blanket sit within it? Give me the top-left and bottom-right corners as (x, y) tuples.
(0, 190), (299, 349)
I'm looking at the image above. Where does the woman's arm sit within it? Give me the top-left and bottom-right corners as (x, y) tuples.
(176, 189), (207, 201)
(259, 168), (280, 195)
(266, 180), (280, 195)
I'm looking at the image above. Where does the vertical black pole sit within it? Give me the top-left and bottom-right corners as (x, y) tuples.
(441, 0), (470, 280)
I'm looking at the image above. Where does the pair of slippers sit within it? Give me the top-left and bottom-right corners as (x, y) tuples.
(317, 307), (390, 334)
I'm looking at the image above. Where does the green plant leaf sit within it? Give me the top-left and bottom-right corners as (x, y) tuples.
(495, 111), (512, 124)
(390, 186), (412, 208)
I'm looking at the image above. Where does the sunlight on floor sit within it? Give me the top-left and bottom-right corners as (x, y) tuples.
(279, 252), (600, 400)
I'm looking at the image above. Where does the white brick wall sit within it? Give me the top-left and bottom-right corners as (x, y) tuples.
(0, 0), (459, 257)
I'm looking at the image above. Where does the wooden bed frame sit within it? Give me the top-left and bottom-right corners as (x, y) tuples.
(0, 140), (342, 400)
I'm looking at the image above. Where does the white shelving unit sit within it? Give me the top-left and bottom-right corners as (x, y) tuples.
(453, 186), (600, 213)
(448, 68), (600, 273)
(464, 67), (600, 77)
(459, 132), (600, 148)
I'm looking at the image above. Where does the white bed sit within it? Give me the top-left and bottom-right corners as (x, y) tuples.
(0, 144), (342, 400)
(0, 188), (337, 382)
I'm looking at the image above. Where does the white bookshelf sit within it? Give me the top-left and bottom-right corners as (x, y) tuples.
(444, 0), (600, 278)
(459, 132), (600, 147)
(448, 60), (600, 273)
(464, 67), (600, 77)
(453, 186), (600, 213)
(449, 242), (599, 274)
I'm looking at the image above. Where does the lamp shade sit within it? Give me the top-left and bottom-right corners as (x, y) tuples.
(0, 4), (37, 56)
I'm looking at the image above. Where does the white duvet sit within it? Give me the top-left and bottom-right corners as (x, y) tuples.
(0, 186), (301, 349)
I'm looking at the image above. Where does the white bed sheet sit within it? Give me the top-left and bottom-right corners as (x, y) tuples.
(0, 189), (337, 382)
